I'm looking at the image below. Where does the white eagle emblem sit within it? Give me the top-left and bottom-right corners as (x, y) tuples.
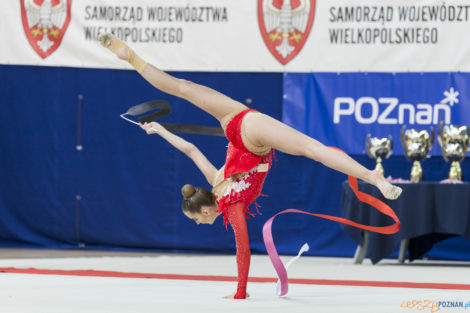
(258, 0), (316, 65)
(21, 0), (72, 59)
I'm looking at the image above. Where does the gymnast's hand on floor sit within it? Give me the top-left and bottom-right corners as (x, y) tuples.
(139, 122), (163, 135)
(223, 292), (250, 299)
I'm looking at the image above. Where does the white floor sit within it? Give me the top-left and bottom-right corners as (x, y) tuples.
(1, 249), (469, 313)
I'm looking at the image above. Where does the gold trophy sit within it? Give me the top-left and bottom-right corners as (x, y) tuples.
(365, 135), (393, 176)
(437, 121), (470, 180)
(400, 126), (434, 182)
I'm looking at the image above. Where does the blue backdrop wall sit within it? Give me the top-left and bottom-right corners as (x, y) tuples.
(1, 64), (469, 260)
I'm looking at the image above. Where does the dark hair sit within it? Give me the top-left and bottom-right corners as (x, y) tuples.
(181, 184), (216, 213)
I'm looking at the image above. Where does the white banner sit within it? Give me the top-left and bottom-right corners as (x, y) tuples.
(2, 0), (470, 72)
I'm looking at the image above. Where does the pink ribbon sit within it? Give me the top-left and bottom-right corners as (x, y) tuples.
(263, 209), (306, 296)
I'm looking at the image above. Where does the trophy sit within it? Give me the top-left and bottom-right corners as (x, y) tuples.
(400, 126), (434, 182)
(437, 121), (470, 180)
(365, 135), (393, 176)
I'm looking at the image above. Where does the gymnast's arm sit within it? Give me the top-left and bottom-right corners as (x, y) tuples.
(226, 202), (251, 299)
(140, 122), (218, 185)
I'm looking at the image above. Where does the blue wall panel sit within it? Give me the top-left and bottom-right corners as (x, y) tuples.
(1, 65), (469, 261)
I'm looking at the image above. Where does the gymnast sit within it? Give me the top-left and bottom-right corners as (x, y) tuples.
(98, 33), (402, 299)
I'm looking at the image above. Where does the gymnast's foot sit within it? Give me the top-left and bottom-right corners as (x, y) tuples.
(98, 32), (129, 61)
(371, 170), (402, 200)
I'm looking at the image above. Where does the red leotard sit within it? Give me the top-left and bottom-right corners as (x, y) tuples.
(217, 109), (273, 299)
(218, 109), (273, 225)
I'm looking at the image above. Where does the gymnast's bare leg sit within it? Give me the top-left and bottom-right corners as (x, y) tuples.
(241, 113), (402, 199)
(99, 33), (402, 200)
(98, 33), (246, 127)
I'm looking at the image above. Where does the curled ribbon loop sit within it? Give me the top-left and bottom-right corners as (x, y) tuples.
(263, 160), (401, 296)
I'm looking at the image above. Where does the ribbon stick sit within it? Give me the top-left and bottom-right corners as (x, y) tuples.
(121, 100), (224, 136)
(263, 175), (401, 296)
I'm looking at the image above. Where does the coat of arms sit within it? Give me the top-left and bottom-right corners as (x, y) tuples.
(258, 0), (315, 65)
(20, 0), (72, 59)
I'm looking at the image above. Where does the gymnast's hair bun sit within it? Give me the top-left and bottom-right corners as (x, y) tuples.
(181, 184), (196, 199)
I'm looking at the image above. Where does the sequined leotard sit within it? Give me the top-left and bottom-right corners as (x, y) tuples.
(211, 109), (273, 299)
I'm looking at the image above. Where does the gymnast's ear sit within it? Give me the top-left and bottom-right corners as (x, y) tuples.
(201, 207), (210, 215)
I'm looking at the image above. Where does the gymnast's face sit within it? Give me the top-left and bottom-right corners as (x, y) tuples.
(184, 204), (220, 225)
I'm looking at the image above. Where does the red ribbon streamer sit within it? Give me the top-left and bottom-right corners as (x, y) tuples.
(263, 173), (401, 296)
